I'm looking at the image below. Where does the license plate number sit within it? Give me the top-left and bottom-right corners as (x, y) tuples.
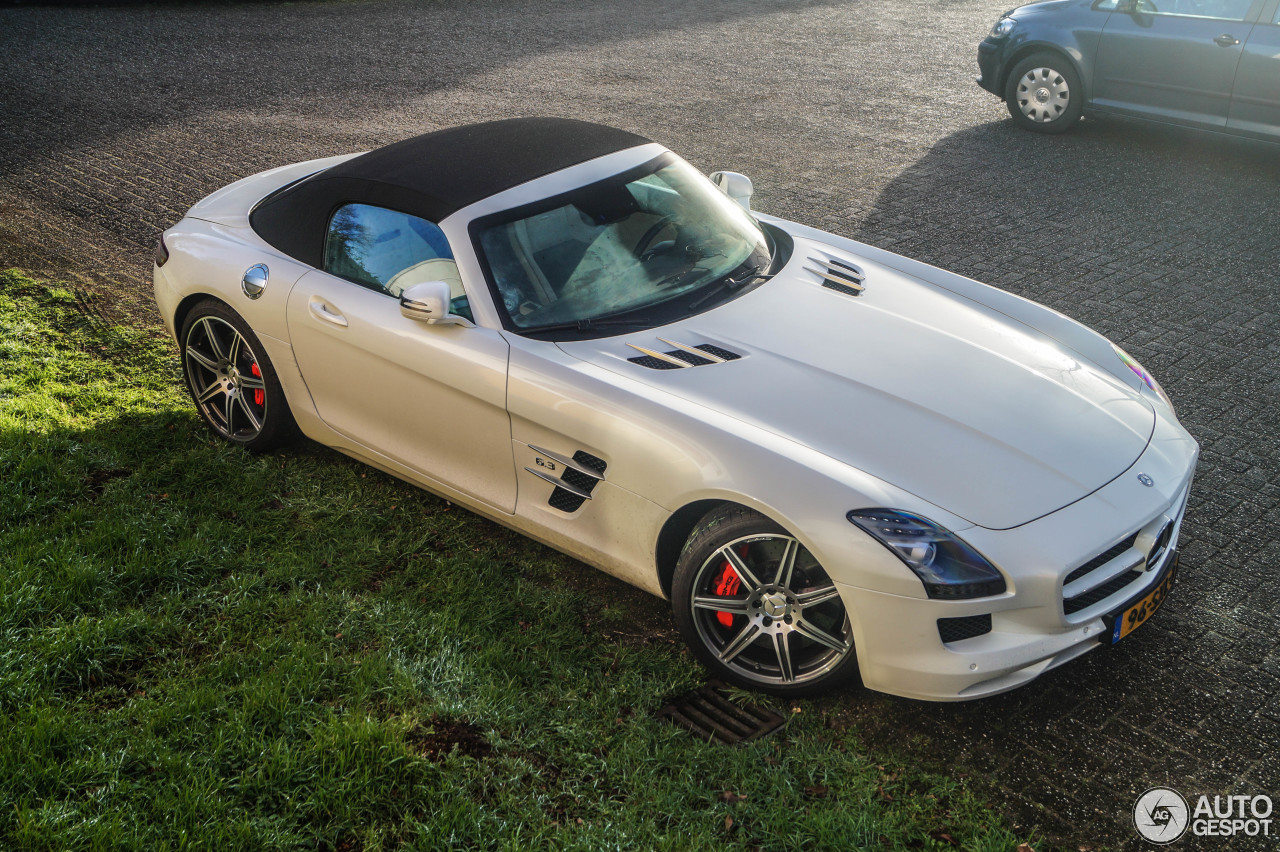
(1109, 559), (1177, 644)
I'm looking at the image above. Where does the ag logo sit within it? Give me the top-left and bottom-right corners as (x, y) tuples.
(1134, 787), (1189, 844)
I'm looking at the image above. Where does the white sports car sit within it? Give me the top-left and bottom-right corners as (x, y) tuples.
(153, 118), (1198, 700)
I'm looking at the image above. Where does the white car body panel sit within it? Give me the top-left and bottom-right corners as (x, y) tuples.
(153, 138), (1200, 700)
(285, 269), (517, 512)
(555, 234), (1155, 531)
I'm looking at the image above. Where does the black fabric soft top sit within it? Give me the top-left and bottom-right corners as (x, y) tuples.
(249, 117), (652, 269)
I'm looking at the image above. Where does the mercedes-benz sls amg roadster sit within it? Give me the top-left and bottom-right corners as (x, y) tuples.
(153, 117), (1198, 700)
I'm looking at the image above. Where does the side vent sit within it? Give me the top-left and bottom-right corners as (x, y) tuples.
(806, 256), (866, 297)
(526, 446), (608, 513)
(627, 338), (742, 370)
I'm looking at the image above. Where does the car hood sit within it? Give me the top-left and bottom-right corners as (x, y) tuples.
(1009, 0), (1077, 17)
(555, 236), (1154, 530)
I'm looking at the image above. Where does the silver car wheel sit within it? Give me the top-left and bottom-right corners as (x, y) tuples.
(689, 533), (852, 687)
(1016, 67), (1071, 123)
(183, 315), (268, 441)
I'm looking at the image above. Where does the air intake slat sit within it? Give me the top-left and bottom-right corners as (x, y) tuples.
(1064, 570), (1144, 614)
(626, 343), (692, 368)
(627, 340), (741, 370)
(526, 466), (593, 499)
(528, 445), (605, 481)
(807, 255), (866, 296)
(1064, 534), (1139, 586)
(536, 448), (607, 514)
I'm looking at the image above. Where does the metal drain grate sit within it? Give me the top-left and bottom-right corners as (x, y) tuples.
(656, 681), (785, 744)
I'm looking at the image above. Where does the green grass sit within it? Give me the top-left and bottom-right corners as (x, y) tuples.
(0, 268), (1027, 851)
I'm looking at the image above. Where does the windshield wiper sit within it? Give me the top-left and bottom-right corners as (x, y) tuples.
(521, 315), (656, 334)
(688, 263), (774, 311)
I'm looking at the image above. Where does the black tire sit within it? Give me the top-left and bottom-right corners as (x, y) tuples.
(671, 505), (860, 696)
(1004, 52), (1083, 134)
(179, 299), (298, 452)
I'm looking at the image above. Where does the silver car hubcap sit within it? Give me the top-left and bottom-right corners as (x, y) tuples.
(690, 533), (852, 686)
(184, 316), (267, 441)
(1017, 67), (1070, 123)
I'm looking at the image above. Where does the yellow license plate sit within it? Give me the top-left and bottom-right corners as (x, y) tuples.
(1108, 557), (1177, 644)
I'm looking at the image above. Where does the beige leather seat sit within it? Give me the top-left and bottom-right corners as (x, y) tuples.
(385, 258), (465, 299)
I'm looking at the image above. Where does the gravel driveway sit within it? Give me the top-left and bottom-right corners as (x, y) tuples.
(2, 1), (1277, 848)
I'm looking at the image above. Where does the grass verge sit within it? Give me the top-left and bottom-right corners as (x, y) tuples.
(0, 268), (1028, 850)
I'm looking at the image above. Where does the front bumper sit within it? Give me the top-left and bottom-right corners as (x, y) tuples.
(976, 39), (1008, 97)
(839, 413), (1198, 701)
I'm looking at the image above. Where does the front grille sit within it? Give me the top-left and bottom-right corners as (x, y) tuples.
(1061, 531), (1144, 615)
(1064, 569), (1144, 614)
(938, 614), (992, 644)
(1064, 534), (1138, 586)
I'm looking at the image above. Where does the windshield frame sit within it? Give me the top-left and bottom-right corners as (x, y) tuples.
(467, 152), (778, 341)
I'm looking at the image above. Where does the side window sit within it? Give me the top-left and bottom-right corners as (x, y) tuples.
(1136, 0), (1253, 20)
(324, 203), (472, 320)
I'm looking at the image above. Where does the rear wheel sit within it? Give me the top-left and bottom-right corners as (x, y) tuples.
(180, 299), (297, 451)
(671, 505), (859, 696)
(1005, 52), (1083, 134)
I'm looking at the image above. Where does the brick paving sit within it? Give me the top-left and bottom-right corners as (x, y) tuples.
(2, 1), (1277, 848)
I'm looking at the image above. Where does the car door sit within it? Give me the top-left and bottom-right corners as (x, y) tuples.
(1092, 0), (1261, 127)
(1227, 0), (1280, 137)
(285, 203), (517, 513)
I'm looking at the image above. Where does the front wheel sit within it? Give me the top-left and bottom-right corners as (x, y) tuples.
(1004, 53), (1083, 134)
(180, 299), (298, 451)
(671, 505), (860, 696)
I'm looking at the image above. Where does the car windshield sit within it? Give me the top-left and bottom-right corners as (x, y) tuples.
(472, 155), (771, 333)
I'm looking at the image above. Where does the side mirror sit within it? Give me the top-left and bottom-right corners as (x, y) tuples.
(400, 281), (474, 327)
(709, 171), (753, 211)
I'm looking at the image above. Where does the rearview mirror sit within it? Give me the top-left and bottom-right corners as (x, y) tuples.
(709, 171), (753, 211)
(400, 281), (474, 327)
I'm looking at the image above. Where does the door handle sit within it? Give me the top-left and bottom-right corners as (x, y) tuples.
(309, 298), (348, 327)
(1213, 33), (1240, 46)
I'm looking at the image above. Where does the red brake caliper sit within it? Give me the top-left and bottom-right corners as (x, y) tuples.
(713, 561), (742, 628)
(251, 362), (264, 406)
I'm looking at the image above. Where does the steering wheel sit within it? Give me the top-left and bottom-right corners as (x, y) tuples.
(634, 216), (678, 261)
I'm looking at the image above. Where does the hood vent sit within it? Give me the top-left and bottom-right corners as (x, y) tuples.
(626, 338), (742, 370)
(806, 256), (866, 297)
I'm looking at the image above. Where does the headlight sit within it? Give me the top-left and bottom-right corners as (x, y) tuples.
(989, 17), (1017, 38)
(847, 509), (1007, 599)
(1111, 342), (1175, 413)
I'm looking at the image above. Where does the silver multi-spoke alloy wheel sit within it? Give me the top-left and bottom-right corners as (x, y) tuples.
(1016, 67), (1070, 123)
(184, 315), (268, 441)
(686, 530), (854, 690)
